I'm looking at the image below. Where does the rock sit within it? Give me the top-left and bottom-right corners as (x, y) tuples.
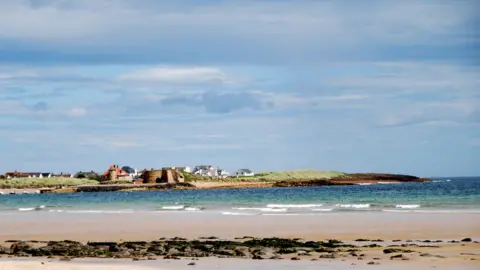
(10, 241), (31, 254)
(147, 245), (166, 255)
(383, 248), (413, 254)
(188, 262), (196, 266)
(0, 245), (10, 254)
(16, 252), (32, 257)
(393, 240), (402, 242)
(390, 254), (409, 260)
(233, 246), (251, 257)
(111, 250), (131, 258)
(420, 253), (445, 258)
(373, 258), (381, 260)
(349, 252), (358, 257)
(214, 249), (236, 257)
(357, 257), (364, 260)
(59, 257), (71, 261)
(251, 247), (277, 260)
(367, 261), (375, 265)
(147, 257), (156, 260)
(199, 236), (219, 240)
(167, 248), (181, 255)
(319, 253), (337, 259)
(170, 237), (187, 241)
(364, 244), (382, 248)
(291, 257), (300, 260)
(461, 238), (472, 242)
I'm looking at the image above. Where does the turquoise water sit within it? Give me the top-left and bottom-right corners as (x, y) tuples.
(0, 177), (479, 215)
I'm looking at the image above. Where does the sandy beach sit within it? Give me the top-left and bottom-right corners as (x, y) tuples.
(0, 211), (478, 243)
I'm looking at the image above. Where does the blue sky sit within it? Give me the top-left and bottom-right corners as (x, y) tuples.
(0, 0), (478, 177)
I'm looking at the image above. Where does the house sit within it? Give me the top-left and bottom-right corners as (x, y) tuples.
(38, 173), (53, 178)
(169, 166), (192, 173)
(193, 165), (217, 177)
(235, 169), (255, 177)
(122, 166), (140, 179)
(101, 165), (132, 181)
(4, 172), (42, 178)
(217, 169), (230, 178)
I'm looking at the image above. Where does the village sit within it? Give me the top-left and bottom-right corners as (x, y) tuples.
(0, 165), (256, 184)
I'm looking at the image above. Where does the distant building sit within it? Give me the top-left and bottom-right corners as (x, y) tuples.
(193, 165), (217, 177)
(217, 169), (230, 178)
(235, 169), (255, 177)
(122, 166), (139, 179)
(4, 172), (45, 178)
(101, 165), (132, 181)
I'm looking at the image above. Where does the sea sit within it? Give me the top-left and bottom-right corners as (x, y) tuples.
(0, 177), (479, 216)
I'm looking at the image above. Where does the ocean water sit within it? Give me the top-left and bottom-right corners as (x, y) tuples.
(0, 177), (479, 216)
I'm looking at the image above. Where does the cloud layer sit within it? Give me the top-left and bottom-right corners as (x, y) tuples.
(0, 0), (478, 176)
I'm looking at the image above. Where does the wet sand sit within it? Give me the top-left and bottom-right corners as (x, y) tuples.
(0, 212), (478, 243)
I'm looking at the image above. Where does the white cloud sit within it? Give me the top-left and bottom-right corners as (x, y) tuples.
(67, 107), (87, 117)
(0, 0), (474, 58)
(118, 67), (230, 84)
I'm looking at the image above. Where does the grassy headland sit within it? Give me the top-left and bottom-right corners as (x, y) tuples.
(185, 170), (345, 183)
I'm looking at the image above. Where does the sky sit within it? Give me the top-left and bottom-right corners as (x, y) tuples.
(0, 0), (478, 177)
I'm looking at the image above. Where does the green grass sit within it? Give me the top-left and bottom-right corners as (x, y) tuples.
(0, 177), (99, 189)
(184, 170), (346, 183)
(241, 170), (346, 182)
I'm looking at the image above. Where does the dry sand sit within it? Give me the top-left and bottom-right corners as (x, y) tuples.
(0, 260), (160, 270)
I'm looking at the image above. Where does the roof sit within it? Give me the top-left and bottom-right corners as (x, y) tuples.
(237, 169), (253, 173)
(122, 166), (135, 174)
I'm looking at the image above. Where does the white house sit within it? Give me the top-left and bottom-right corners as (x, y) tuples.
(217, 169), (230, 178)
(235, 169), (255, 177)
(170, 166), (192, 173)
(193, 165), (217, 177)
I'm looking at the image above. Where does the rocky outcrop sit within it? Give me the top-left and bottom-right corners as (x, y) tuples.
(1, 238), (356, 259)
(76, 183), (194, 192)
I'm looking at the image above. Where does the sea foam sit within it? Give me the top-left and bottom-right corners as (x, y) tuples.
(395, 204), (420, 209)
(266, 204), (323, 208)
(336, 204), (371, 209)
(161, 205), (185, 210)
